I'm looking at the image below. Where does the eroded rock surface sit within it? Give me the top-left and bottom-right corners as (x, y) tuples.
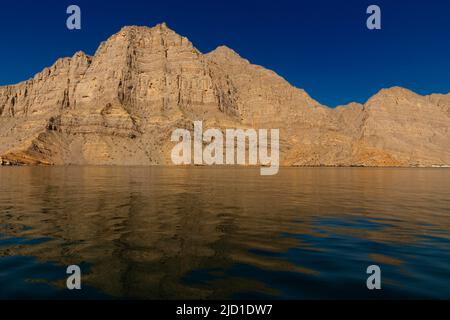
(1, 23), (449, 167)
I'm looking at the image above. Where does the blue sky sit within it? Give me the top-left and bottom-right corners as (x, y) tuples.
(0, 0), (449, 107)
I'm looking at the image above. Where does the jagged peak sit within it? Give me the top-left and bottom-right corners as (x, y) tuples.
(208, 45), (240, 57)
(51, 51), (91, 70)
(0, 50), (92, 88)
(90, 22), (195, 60)
(364, 86), (420, 105)
(94, 23), (194, 55)
(209, 45), (237, 54)
(206, 45), (249, 65)
(156, 22), (169, 30)
(71, 50), (91, 60)
(372, 86), (420, 99)
(116, 22), (176, 37)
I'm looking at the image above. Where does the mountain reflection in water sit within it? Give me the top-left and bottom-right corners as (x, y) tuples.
(0, 167), (449, 299)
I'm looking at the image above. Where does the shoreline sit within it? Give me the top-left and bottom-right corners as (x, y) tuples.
(1, 162), (449, 169)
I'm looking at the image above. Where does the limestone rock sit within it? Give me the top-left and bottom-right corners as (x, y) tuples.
(0, 24), (449, 167)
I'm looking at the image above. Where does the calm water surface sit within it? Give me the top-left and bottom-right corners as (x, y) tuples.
(0, 167), (449, 299)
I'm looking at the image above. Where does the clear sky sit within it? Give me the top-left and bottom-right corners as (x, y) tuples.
(0, 0), (449, 107)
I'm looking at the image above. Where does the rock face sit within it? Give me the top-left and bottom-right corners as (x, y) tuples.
(0, 23), (449, 167)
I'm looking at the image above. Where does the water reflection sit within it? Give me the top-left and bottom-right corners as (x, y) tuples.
(0, 167), (449, 299)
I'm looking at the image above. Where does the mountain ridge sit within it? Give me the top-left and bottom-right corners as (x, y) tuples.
(1, 23), (449, 167)
(1, 24), (443, 109)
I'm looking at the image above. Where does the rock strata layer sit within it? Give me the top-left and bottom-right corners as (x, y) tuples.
(1, 23), (449, 167)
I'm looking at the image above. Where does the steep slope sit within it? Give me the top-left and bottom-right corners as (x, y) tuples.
(0, 52), (92, 164)
(0, 23), (449, 167)
(0, 23), (241, 165)
(206, 46), (363, 166)
(354, 88), (450, 166)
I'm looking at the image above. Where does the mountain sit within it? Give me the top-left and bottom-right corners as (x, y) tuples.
(0, 23), (449, 167)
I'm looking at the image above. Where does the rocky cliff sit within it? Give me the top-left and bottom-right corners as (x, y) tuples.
(0, 23), (449, 167)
